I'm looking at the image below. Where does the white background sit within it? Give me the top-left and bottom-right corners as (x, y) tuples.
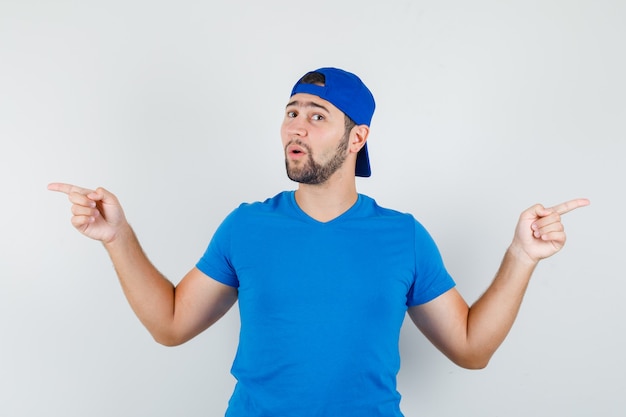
(1, 1), (624, 416)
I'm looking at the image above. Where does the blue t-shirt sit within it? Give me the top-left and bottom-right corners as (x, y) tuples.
(197, 191), (455, 417)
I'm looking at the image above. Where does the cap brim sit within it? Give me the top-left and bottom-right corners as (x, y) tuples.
(355, 143), (371, 177)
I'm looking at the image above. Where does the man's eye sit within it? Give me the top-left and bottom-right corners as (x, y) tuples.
(287, 111), (297, 118)
(311, 114), (324, 121)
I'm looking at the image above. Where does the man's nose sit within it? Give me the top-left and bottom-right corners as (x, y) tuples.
(286, 116), (307, 137)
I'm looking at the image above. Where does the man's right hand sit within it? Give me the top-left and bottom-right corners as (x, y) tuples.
(48, 183), (128, 244)
(48, 182), (238, 346)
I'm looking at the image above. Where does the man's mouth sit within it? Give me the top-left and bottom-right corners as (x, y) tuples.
(287, 143), (307, 157)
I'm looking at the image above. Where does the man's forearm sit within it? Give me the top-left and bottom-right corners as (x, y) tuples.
(466, 246), (538, 363)
(103, 223), (176, 341)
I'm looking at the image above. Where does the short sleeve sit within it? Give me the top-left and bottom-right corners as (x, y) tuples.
(406, 220), (456, 306)
(196, 210), (240, 288)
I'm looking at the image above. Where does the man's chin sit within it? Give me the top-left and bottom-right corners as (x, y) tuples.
(286, 163), (313, 184)
(286, 170), (323, 185)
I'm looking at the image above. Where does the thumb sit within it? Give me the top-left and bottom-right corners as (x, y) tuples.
(527, 204), (554, 221)
(87, 187), (119, 206)
(86, 187), (126, 227)
(520, 204), (544, 224)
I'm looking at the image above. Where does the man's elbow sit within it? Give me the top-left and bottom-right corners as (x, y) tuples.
(458, 358), (490, 370)
(154, 335), (185, 347)
(451, 351), (493, 370)
(150, 328), (188, 347)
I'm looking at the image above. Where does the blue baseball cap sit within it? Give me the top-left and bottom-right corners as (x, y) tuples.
(290, 67), (376, 177)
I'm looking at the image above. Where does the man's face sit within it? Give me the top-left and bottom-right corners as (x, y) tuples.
(281, 93), (351, 185)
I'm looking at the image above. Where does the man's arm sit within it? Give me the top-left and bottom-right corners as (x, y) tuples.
(408, 199), (589, 369)
(48, 183), (238, 346)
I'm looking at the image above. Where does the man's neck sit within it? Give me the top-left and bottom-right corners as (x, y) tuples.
(294, 173), (358, 223)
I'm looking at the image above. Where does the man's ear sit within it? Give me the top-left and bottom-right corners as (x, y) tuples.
(349, 125), (370, 154)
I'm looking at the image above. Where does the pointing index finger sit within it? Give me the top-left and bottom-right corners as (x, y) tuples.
(47, 182), (92, 196)
(550, 198), (591, 215)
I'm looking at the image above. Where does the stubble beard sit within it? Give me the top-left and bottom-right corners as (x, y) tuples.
(285, 132), (350, 185)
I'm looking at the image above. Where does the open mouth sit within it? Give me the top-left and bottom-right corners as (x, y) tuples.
(287, 143), (307, 157)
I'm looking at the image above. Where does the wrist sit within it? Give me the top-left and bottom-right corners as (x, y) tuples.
(102, 221), (134, 248)
(506, 242), (540, 269)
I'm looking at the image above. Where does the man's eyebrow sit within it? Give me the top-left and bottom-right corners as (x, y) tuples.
(286, 100), (330, 113)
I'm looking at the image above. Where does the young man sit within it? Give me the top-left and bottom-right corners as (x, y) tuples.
(49, 67), (589, 416)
